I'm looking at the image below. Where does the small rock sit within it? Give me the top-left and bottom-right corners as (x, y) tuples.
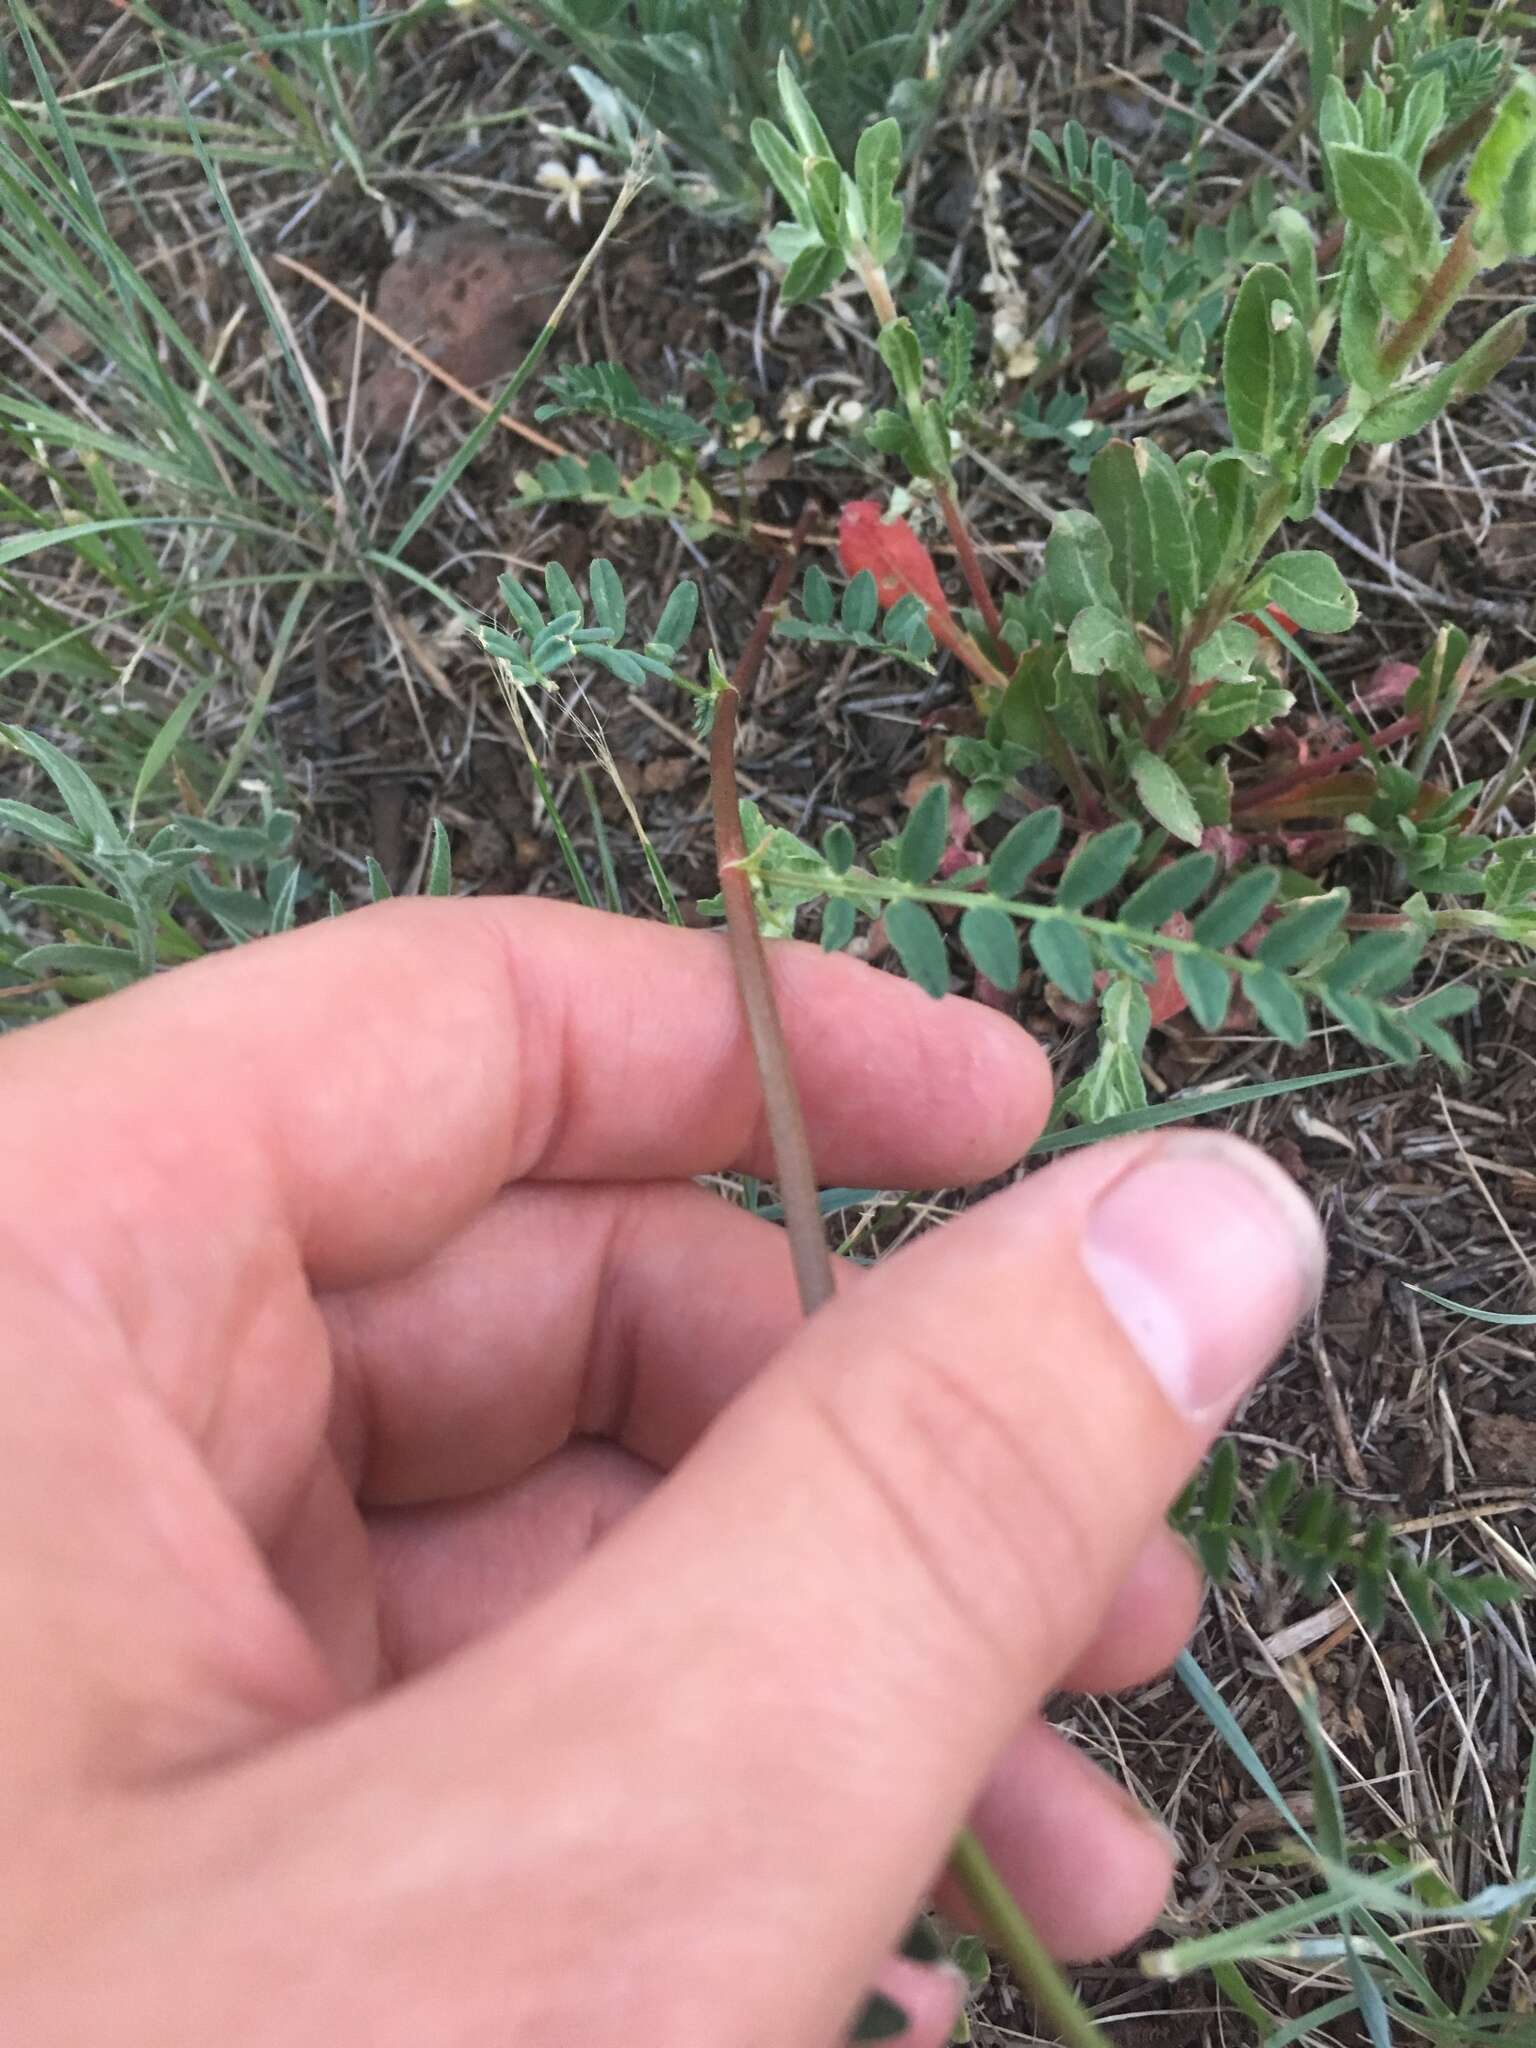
(357, 223), (569, 437)
(1468, 1411), (1536, 1486)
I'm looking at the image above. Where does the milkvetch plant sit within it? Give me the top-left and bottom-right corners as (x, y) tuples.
(741, 48), (1536, 1121)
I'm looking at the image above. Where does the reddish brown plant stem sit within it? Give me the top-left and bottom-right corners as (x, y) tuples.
(1375, 218), (1478, 384)
(709, 505), (834, 1316)
(937, 486), (1003, 641)
(1234, 712), (1421, 814)
(708, 510), (1109, 2048)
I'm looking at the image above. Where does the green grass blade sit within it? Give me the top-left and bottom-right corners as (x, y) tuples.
(1030, 1064), (1385, 1156)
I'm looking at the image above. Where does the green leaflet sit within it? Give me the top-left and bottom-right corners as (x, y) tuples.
(1223, 265), (1314, 461)
(1087, 439), (1161, 620)
(1238, 550), (1357, 632)
(1030, 917), (1095, 1002)
(1131, 753), (1205, 847)
(883, 897), (948, 996)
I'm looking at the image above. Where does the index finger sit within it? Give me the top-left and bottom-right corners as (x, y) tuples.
(0, 898), (1050, 1291)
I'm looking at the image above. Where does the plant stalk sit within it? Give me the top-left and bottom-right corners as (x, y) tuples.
(937, 486), (1003, 641)
(1375, 218), (1478, 384)
(948, 1831), (1108, 2048)
(709, 507), (833, 1316)
(709, 516), (1108, 2048)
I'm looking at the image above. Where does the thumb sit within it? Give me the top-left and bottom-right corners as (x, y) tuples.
(516, 1130), (1324, 2030)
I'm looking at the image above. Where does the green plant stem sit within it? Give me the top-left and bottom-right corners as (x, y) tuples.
(1147, 479), (1294, 755)
(1375, 218), (1478, 384)
(949, 1830), (1107, 2048)
(855, 252), (1004, 648)
(709, 518), (1107, 2048)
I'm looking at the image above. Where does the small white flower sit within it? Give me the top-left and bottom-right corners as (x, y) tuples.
(535, 152), (606, 225)
(990, 293), (1037, 379)
(778, 389), (814, 440)
(781, 385), (866, 444)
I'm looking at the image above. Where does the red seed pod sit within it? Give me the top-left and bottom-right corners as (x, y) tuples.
(837, 500), (953, 620)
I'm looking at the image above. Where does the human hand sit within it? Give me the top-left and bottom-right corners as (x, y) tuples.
(0, 900), (1322, 2045)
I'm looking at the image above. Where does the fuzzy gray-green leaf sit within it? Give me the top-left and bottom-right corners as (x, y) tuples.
(1131, 753), (1204, 847)
(884, 896), (949, 996)
(1176, 953), (1232, 1031)
(1030, 918), (1095, 1002)
(1193, 866), (1280, 948)
(896, 781), (949, 884)
(855, 117), (902, 242)
(1255, 888), (1347, 970)
(988, 808), (1062, 899)
(1223, 265), (1314, 460)
(959, 905), (1021, 989)
(1328, 143), (1438, 265)
(1239, 550), (1357, 633)
(1087, 439), (1160, 620)
(1057, 820), (1141, 909)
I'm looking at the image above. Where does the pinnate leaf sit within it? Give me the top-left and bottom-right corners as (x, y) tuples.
(1255, 888), (1347, 970)
(1249, 965), (1309, 1045)
(1030, 918), (1095, 1002)
(1121, 852), (1217, 930)
(822, 821), (855, 874)
(896, 781), (949, 884)
(1057, 820), (1141, 910)
(653, 579), (699, 651)
(1175, 952), (1232, 1031)
(589, 557), (625, 635)
(841, 569), (880, 636)
(1192, 866), (1279, 948)
(988, 808), (1062, 898)
(802, 564), (835, 625)
(821, 897), (856, 952)
(884, 897), (948, 996)
(959, 905), (1021, 989)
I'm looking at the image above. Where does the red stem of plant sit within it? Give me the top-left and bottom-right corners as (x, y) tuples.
(1234, 711), (1420, 814)
(707, 506), (1106, 2048)
(709, 505), (834, 1317)
(937, 485), (1003, 641)
(1376, 218), (1478, 383)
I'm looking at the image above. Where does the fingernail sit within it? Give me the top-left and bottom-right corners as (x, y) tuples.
(1082, 1134), (1324, 1422)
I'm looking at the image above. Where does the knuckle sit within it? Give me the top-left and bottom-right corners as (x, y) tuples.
(802, 1323), (1112, 1687)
